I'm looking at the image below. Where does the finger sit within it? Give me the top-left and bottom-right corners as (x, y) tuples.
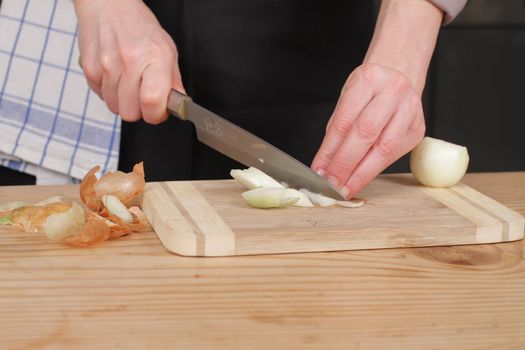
(140, 59), (173, 124)
(311, 73), (374, 175)
(172, 60), (186, 94)
(324, 89), (400, 191)
(100, 52), (123, 114)
(81, 51), (103, 98)
(341, 97), (422, 198)
(117, 67), (142, 122)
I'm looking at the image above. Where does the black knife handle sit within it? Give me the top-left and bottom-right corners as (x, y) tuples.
(167, 89), (192, 120)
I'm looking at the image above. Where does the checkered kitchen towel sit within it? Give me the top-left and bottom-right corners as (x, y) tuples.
(0, 0), (120, 184)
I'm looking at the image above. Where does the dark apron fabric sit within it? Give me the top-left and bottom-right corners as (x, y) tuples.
(119, 0), (376, 181)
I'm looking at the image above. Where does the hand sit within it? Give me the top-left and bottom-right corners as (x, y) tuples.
(74, 0), (184, 124)
(311, 63), (425, 199)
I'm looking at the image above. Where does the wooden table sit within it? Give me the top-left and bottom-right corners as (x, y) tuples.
(1, 173), (524, 349)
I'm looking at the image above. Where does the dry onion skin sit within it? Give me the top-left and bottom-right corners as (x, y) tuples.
(410, 137), (469, 188)
(80, 162), (145, 211)
(231, 167), (364, 209)
(0, 162), (149, 247)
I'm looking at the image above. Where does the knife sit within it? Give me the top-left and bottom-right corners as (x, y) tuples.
(167, 89), (345, 200)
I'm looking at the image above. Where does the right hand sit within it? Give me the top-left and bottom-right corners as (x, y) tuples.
(74, 0), (184, 124)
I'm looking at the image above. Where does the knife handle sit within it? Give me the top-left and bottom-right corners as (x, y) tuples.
(167, 89), (192, 120)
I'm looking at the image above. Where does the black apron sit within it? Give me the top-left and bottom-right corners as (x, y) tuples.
(119, 0), (376, 181)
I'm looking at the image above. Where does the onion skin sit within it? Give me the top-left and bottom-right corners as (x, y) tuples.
(80, 162), (145, 210)
(1, 162), (149, 247)
(410, 137), (469, 188)
(94, 162), (145, 205)
(60, 213), (111, 247)
(80, 165), (102, 211)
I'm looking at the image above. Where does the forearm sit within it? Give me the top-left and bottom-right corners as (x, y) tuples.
(363, 0), (444, 94)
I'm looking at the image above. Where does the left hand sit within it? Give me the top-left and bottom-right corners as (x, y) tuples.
(311, 63), (426, 199)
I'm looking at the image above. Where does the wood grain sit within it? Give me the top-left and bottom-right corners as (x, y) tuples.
(142, 174), (524, 256)
(0, 172), (524, 349)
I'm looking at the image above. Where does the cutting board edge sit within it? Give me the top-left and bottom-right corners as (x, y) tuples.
(142, 176), (524, 257)
(160, 238), (525, 257)
(142, 181), (236, 257)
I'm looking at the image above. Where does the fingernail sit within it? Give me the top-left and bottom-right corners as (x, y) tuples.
(340, 186), (351, 199)
(327, 175), (340, 189)
(316, 169), (325, 177)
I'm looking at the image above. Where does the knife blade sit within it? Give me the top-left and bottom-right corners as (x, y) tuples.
(167, 89), (345, 200)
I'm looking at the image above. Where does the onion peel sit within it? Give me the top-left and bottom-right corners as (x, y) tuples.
(93, 162), (145, 205)
(60, 213), (111, 247)
(80, 165), (102, 211)
(2, 161), (149, 247)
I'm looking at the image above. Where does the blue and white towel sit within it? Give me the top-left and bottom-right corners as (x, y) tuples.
(0, 0), (120, 184)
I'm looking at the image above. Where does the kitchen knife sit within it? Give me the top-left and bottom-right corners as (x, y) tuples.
(167, 89), (345, 200)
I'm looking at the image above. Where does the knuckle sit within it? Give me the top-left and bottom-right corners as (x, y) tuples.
(389, 74), (411, 95)
(332, 118), (353, 138)
(375, 137), (397, 159)
(120, 45), (145, 67)
(316, 151), (333, 166)
(99, 52), (117, 72)
(360, 63), (383, 84)
(141, 91), (164, 109)
(331, 152), (354, 172)
(355, 119), (379, 143)
(82, 62), (101, 83)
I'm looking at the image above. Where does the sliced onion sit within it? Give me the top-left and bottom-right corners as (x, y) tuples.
(242, 188), (300, 208)
(410, 137), (469, 188)
(291, 190), (314, 207)
(230, 167), (284, 189)
(299, 189), (337, 207)
(336, 199), (364, 208)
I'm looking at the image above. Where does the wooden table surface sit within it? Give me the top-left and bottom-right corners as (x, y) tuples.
(1, 172), (524, 349)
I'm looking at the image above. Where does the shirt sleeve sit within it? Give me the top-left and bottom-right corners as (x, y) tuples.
(427, 0), (467, 25)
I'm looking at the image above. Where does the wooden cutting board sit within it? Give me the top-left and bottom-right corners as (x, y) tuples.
(141, 174), (524, 256)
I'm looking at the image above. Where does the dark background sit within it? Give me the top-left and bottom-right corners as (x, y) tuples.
(389, 0), (525, 173)
(0, 0), (523, 185)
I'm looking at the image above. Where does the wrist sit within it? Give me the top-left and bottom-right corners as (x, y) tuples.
(363, 0), (443, 94)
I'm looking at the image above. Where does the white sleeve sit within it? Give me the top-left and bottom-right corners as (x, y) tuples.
(427, 0), (468, 25)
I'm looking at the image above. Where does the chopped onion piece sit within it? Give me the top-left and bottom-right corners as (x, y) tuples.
(299, 189), (337, 207)
(292, 190), (314, 207)
(242, 188), (300, 208)
(336, 199), (364, 208)
(230, 167), (284, 189)
(102, 194), (134, 223)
